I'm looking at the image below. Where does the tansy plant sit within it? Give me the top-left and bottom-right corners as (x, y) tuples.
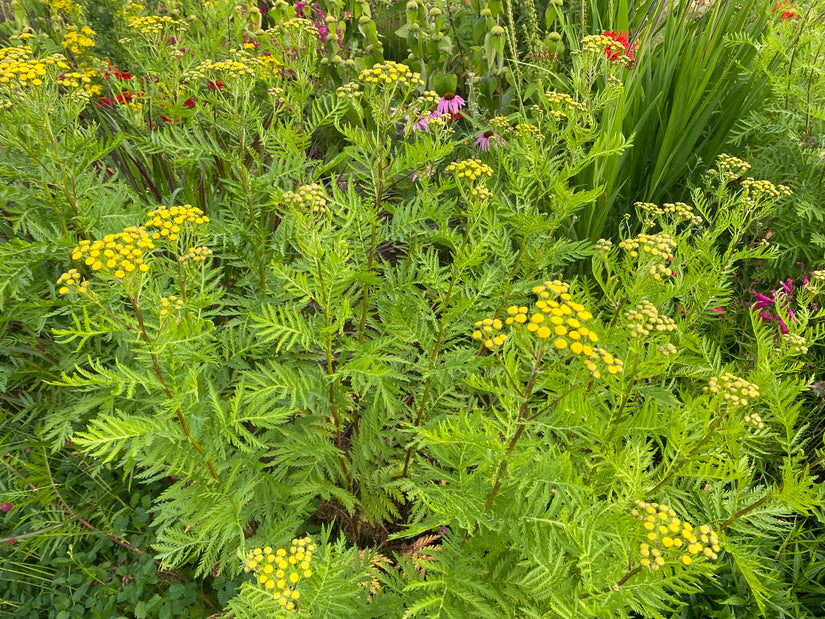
(2, 2), (825, 618)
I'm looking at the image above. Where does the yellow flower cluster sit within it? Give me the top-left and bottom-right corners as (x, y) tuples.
(741, 177), (792, 198)
(636, 201), (702, 225)
(444, 159), (493, 181)
(523, 281), (623, 377)
(580, 34), (625, 59)
(0, 46), (68, 88)
(716, 153), (751, 180)
(127, 16), (183, 35)
(743, 412), (765, 430)
(60, 227), (154, 290)
(515, 123), (540, 135)
(243, 537), (315, 610)
(472, 318), (507, 350)
(57, 269), (88, 295)
(193, 57), (256, 78)
(703, 373), (759, 407)
(358, 61), (424, 88)
(50, 0), (82, 12)
(618, 233), (676, 282)
(277, 18), (319, 37)
(625, 300), (676, 338)
(490, 115), (510, 129)
(544, 91), (587, 122)
(618, 233), (676, 260)
(179, 246), (213, 264)
(57, 70), (92, 88)
(159, 295), (183, 317)
(631, 500), (721, 569)
(144, 204), (209, 242)
(62, 27), (96, 54)
(282, 184), (327, 214)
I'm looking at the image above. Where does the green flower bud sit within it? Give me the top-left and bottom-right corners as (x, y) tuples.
(332, 54), (343, 63)
(491, 25), (505, 36)
(359, 15), (371, 24)
(406, 0), (418, 9)
(552, 0), (563, 5)
(548, 31), (561, 41)
(480, 7), (492, 16)
(430, 7), (442, 16)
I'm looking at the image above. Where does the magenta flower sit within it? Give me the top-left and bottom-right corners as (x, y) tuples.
(412, 165), (434, 182)
(406, 112), (430, 133)
(710, 307), (725, 316)
(474, 130), (503, 151)
(0, 503), (12, 512)
(436, 93), (465, 117)
(749, 285), (795, 334)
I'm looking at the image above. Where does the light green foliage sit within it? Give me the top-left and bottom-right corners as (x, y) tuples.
(2, 0), (825, 618)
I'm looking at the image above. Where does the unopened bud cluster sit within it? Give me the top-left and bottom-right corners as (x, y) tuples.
(336, 81), (362, 99)
(625, 300), (677, 338)
(743, 412), (765, 430)
(716, 153), (751, 180)
(595, 238), (613, 252)
(282, 184), (327, 214)
(618, 233), (676, 282)
(632, 500), (721, 570)
(179, 246), (213, 263)
(657, 342), (678, 356)
(741, 178), (792, 198)
(779, 333), (808, 355)
(636, 201), (702, 225)
(704, 373), (759, 407)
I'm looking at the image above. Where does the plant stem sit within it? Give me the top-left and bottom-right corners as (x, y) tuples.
(648, 408), (722, 496)
(129, 296), (221, 484)
(484, 348), (545, 512)
(400, 202), (475, 477)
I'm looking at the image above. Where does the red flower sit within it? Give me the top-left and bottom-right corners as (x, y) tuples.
(602, 30), (637, 62)
(95, 91), (140, 108)
(207, 80), (225, 90)
(774, 2), (799, 19)
(183, 97), (196, 108)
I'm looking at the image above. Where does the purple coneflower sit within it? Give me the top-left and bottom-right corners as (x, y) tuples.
(436, 92), (465, 116)
(406, 112), (430, 133)
(474, 130), (503, 151)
